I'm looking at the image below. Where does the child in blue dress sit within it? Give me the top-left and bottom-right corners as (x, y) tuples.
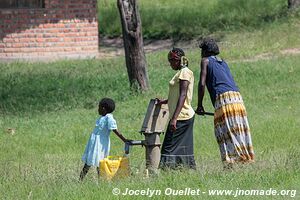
(79, 98), (129, 181)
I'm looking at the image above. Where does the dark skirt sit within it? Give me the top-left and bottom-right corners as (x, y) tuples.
(160, 116), (196, 169)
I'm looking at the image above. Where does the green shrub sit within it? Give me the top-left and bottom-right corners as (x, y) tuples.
(98, 0), (290, 39)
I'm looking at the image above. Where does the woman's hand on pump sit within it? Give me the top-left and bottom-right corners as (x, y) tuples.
(195, 105), (205, 115)
(155, 98), (168, 105)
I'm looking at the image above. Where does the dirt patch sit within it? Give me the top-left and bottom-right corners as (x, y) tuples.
(231, 52), (275, 63)
(232, 48), (300, 63)
(97, 37), (173, 59)
(97, 37), (300, 62)
(281, 48), (300, 55)
(97, 37), (199, 59)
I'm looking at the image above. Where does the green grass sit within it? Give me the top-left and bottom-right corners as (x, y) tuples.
(98, 0), (298, 39)
(1, 53), (300, 199)
(2, 18), (300, 115)
(1, 6), (300, 200)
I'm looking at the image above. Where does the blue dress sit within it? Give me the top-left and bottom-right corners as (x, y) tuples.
(82, 113), (117, 166)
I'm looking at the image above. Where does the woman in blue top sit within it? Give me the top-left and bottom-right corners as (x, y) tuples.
(80, 98), (129, 181)
(195, 38), (254, 167)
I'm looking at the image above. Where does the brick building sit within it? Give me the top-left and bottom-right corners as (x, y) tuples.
(0, 0), (99, 61)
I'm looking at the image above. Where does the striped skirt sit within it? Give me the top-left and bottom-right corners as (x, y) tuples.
(214, 91), (254, 164)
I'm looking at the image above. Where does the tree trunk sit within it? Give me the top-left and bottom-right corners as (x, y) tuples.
(117, 0), (150, 91)
(288, 0), (300, 9)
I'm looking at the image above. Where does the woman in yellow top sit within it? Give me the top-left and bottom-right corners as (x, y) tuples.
(157, 48), (196, 169)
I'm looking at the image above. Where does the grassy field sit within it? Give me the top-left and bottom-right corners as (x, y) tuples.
(98, 0), (297, 39)
(1, 53), (300, 199)
(1, 5), (300, 200)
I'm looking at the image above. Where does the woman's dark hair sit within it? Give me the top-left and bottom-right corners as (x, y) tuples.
(199, 38), (220, 56)
(168, 47), (185, 61)
(99, 98), (115, 113)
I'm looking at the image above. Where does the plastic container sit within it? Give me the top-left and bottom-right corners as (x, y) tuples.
(99, 156), (129, 180)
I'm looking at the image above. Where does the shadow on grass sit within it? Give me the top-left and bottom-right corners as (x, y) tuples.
(0, 71), (134, 115)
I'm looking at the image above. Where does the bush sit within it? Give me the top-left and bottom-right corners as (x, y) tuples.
(98, 0), (289, 39)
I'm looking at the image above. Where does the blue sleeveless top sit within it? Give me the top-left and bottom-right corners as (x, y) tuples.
(206, 56), (239, 106)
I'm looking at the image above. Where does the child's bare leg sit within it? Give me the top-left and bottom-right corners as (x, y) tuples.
(96, 167), (100, 178)
(79, 164), (90, 181)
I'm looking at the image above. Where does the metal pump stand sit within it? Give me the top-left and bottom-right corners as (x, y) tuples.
(141, 99), (169, 174)
(125, 99), (169, 175)
(124, 99), (214, 175)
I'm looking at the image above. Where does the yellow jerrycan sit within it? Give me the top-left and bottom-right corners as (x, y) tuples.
(100, 156), (129, 180)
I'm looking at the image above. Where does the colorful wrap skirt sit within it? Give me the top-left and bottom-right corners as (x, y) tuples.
(214, 91), (254, 164)
(160, 116), (196, 169)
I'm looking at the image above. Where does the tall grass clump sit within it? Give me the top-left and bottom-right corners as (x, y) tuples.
(98, 0), (290, 39)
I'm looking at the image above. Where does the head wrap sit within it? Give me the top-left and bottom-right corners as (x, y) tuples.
(168, 48), (189, 67)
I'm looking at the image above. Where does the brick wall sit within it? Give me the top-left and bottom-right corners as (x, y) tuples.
(0, 0), (99, 61)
